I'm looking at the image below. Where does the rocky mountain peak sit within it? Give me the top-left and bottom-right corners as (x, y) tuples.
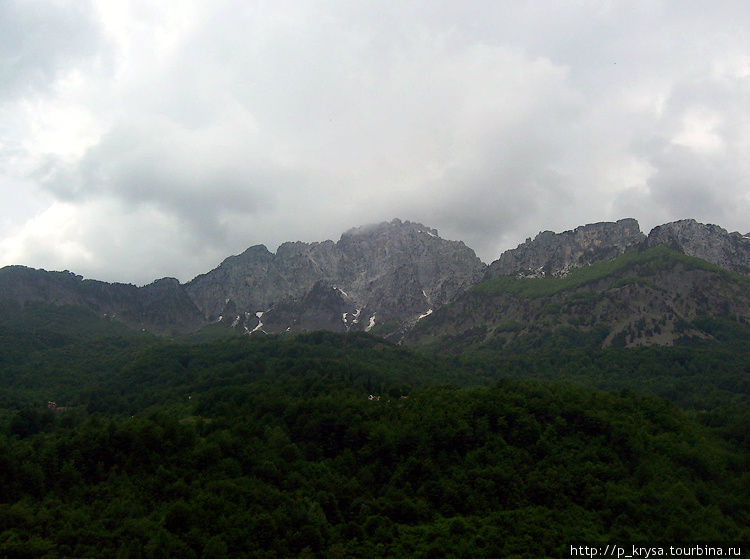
(226, 244), (273, 265)
(6, 216), (748, 340)
(645, 219), (750, 275)
(341, 218), (440, 240)
(486, 218), (645, 279)
(148, 277), (181, 288)
(184, 218), (484, 338)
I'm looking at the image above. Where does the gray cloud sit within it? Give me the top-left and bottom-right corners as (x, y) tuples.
(1, 1), (749, 283)
(0, 0), (106, 98)
(614, 65), (750, 234)
(37, 116), (288, 242)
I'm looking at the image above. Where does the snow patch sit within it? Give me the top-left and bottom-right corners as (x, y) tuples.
(365, 314), (376, 332)
(335, 286), (349, 298)
(231, 315), (240, 327)
(352, 308), (361, 324)
(342, 311), (355, 331)
(251, 311), (265, 333)
(417, 309), (433, 321)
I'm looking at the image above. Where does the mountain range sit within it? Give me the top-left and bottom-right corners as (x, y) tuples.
(3, 216), (750, 555)
(1, 217), (749, 347)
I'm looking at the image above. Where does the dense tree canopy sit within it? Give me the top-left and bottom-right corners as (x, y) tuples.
(0, 307), (748, 557)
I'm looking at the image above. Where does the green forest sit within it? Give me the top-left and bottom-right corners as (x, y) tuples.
(1, 304), (749, 558)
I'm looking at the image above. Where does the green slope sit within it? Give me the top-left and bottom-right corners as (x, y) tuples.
(473, 245), (734, 298)
(1, 260), (749, 557)
(407, 246), (750, 352)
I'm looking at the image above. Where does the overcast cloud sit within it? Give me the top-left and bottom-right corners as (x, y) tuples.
(1, 0), (748, 285)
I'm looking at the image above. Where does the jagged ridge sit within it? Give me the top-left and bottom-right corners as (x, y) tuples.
(1, 217), (748, 340)
(485, 218), (645, 279)
(406, 245), (750, 351)
(185, 219), (485, 338)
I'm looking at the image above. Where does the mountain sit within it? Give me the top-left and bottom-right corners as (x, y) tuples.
(485, 218), (645, 279)
(645, 219), (750, 276)
(4, 219), (750, 557)
(401, 217), (750, 354)
(0, 219), (484, 339)
(0, 266), (205, 335)
(405, 245), (750, 352)
(2, 216), (749, 342)
(185, 219), (485, 338)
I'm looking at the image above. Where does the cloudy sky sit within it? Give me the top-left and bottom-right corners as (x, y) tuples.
(1, 0), (748, 285)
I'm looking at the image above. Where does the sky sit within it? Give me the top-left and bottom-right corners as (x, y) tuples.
(1, 0), (748, 285)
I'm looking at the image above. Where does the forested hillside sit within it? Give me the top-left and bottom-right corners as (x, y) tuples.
(0, 306), (748, 557)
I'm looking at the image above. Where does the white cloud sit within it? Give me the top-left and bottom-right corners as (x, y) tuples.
(0, 197), (227, 284)
(671, 108), (724, 153)
(0, 202), (96, 271)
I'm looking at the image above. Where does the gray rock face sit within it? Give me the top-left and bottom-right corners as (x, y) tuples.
(260, 281), (356, 334)
(185, 219), (485, 337)
(335, 220), (485, 318)
(185, 241), (340, 321)
(405, 247), (750, 351)
(645, 219), (750, 276)
(486, 218), (645, 279)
